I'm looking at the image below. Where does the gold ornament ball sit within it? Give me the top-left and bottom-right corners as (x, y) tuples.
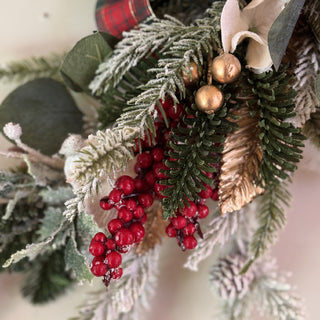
(211, 53), (241, 84)
(182, 62), (201, 86)
(195, 85), (224, 114)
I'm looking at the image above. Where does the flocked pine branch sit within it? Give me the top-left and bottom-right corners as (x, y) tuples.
(90, 2), (224, 94)
(290, 35), (320, 127)
(71, 247), (160, 320)
(0, 53), (64, 83)
(303, 109), (320, 148)
(210, 255), (306, 320)
(242, 181), (291, 272)
(184, 209), (240, 271)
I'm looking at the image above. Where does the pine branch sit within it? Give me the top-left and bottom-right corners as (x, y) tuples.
(290, 35), (320, 127)
(239, 67), (305, 185)
(254, 272), (306, 320)
(243, 181), (290, 272)
(303, 109), (320, 148)
(219, 106), (264, 214)
(73, 127), (139, 198)
(0, 54), (64, 84)
(71, 247), (160, 320)
(184, 209), (240, 271)
(98, 55), (159, 129)
(90, 2), (223, 95)
(161, 102), (235, 219)
(21, 249), (74, 304)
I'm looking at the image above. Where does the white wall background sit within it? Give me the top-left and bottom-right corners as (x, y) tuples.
(0, 1), (319, 319)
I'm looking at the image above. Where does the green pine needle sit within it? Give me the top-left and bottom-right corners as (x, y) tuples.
(0, 54), (64, 84)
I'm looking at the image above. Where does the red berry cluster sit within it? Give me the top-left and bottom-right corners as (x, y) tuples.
(90, 174), (154, 286)
(89, 97), (219, 285)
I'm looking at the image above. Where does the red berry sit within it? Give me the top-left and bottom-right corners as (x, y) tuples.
(89, 241), (105, 256)
(198, 185), (213, 199)
(159, 98), (174, 110)
(123, 199), (137, 211)
(116, 175), (135, 195)
(167, 103), (183, 120)
(106, 251), (122, 269)
(115, 228), (135, 246)
(109, 189), (123, 203)
(182, 201), (197, 218)
(153, 162), (168, 179)
(91, 263), (107, 277)
(183, 235), (197, 249)
(137, 152), (153, 169)
(151, 147), (165, 162)
(129, 222), (145, 243)
(110, 267), (123, 280)
(171, 216), (187, 230)
(198, 204), (209, 219)
(100, 197), (113, 210)
(118, 207), (133, 222)
(108, 219), (124, 234)
(166, 224), (177, 237)
(183, 223), (196, 236)
(93, 232), (107, 243)
(211, 189), (219, 201)
(105, 238), (116, 250)
(144, 170), (156, 186)
(133, 205), (145, 219)
(92, 256), (105, 266)
(134, 178), (147, 192)
(154, 182), (168, 199)
(205, 171), (215, 179)
(138, 193), (154, 208)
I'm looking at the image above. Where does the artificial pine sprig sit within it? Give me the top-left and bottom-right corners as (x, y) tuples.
(242, 181), (291, 273)
(90, 2), (224, 95)
(161, 100), (235, 219)
(0, 54), (64, 84)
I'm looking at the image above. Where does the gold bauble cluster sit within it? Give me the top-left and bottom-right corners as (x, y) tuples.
(181, 62), (201, 87)
(193, 53), (241, 114)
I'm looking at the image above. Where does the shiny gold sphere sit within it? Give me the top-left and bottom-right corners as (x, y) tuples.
(182, 62), (201, 86)
(195, 85), (224, 114)
(212, 53), (241, 84)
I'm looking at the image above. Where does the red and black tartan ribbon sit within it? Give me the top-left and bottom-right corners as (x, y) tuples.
(95, 0), (155, 39)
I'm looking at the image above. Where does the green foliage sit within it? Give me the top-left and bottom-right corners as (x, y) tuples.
(22, 249), (74, 304)
(268, 0), (305, 70)
(0, 78), (83, 155)
(61, 32), (118, 93)
(303, 109), (320, 148)
(161, 100), (235, 219)
(98, 55), (159, 128)
(239, 67), (305, 186)
(0, 54), (64, 84)
(242, 181), (290, 273)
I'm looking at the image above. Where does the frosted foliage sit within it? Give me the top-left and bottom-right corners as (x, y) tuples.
(74, 247), (160, 320)
(290, 36), (320, 127)
(184, 210), (240, 271)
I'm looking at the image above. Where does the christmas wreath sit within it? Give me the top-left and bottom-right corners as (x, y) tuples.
(0, 0), (319, 319)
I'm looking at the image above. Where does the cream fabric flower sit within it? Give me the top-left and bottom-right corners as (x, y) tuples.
(221, 0), (288, 72)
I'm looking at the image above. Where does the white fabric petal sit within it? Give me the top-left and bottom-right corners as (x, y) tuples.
(221, 0), (248, 52)
(242, 0), (288, 39)
(246, 39), (273, 71)
(230, 30), (266, 53)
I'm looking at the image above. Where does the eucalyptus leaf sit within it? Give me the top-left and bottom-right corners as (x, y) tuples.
(61, 32), (118, 92)
(315, 72), (320, 101)
(40, 186), (74, 205)
(0, 78), (83, 155)
(268, 0), (306, 70)
(65, 236), (93, 282)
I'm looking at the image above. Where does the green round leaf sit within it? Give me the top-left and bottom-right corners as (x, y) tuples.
(0, 78), (83, 155)
(60, 32), (118, 93)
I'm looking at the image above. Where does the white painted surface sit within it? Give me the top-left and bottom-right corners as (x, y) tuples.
(0, 1), (319, 319)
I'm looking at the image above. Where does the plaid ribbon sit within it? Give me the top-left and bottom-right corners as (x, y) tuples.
(95, 0), (154, 39)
